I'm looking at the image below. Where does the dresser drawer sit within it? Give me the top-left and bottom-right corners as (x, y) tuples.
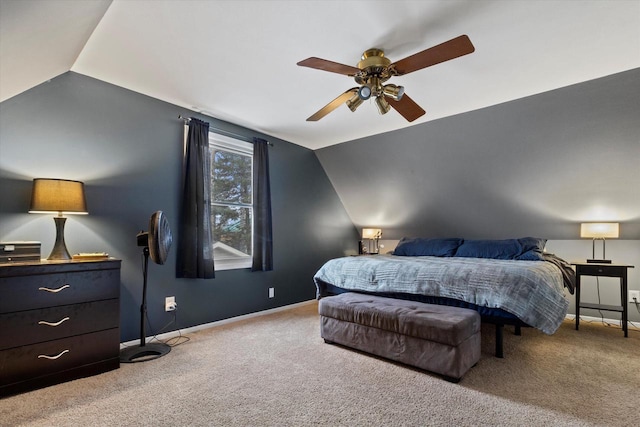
(0, 268), (119, 313)
(0, 299), (119, 350)
(0, 328), (120, 387)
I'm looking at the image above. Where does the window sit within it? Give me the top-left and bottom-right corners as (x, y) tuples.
(209, 132), (253, 270)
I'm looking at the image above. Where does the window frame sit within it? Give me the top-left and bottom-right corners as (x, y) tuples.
(209, 131), (254, 271)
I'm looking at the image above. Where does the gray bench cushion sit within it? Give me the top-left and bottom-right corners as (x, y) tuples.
(319, 292), (481, 346)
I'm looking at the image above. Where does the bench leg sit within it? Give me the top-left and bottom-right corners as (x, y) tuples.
(442, 375), (461, 383)
(495, 324), (504, 358)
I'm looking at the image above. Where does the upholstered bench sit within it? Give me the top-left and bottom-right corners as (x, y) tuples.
(318, 292), (481, 382)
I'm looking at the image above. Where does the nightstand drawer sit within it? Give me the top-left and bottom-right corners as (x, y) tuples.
(0, 299), (119, 350)
(0, 328), (120, 387)
(575, 264), (626, 277)
(0, 269), (119, 313)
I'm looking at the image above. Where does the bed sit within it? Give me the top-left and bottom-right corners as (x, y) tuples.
(313, 237), (575, 357)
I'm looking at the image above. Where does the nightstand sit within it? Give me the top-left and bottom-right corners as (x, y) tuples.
(572, 262), (634, 337)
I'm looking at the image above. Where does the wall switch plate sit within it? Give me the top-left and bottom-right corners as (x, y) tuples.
(268, 287), (275, 298)
(165, 296), (176, 311)
(629, 290), (640, 303)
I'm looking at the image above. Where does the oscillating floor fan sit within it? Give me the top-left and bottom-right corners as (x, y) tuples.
(120, 211), (173, 363)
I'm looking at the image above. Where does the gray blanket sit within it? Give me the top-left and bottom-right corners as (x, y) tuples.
(313, 255), (569, 334)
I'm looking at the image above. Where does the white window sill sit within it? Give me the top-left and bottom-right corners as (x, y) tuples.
(214, 258), (252, 271)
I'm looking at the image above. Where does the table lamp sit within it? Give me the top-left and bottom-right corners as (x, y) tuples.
(29, 178), (88, 260)
(362, 228), (382, 254)
(580, 222), (619, 264)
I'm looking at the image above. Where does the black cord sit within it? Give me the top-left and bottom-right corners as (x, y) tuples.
(148, 308), (190, 347)
(138, 250), (190, 347)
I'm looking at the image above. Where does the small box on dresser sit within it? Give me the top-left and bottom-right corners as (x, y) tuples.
(0, 258), (121, 397)
(0, 241), (41, 264)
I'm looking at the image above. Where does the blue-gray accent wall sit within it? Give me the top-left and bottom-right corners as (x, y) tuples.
(315, 68), (640, 240)
(0, 72), (358, 341)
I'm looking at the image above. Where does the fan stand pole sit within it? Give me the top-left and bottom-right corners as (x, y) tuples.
(140, 247), (149, 348)
(119, 247), (171, 363)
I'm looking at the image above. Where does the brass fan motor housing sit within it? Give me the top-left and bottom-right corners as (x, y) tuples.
(358, 49), (391, 69)
(355, 48), (393, 86)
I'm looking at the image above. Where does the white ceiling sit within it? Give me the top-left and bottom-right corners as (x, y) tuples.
(1, 0), (639, 150)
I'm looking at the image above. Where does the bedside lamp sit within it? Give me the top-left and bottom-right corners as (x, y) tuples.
(29, 178), (88, 260)
(580, 222), (619, 264)
(362, 228), (382, 254)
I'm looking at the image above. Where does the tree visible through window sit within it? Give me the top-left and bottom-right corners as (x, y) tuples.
(209, 133), (253, 270)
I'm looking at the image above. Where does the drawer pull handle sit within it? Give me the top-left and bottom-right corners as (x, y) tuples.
(38, 284), (70, 293)
(38, 349), (70, 360)
(38, 317), (70, 327)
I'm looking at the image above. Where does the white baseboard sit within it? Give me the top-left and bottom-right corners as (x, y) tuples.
(121, 301), (635, 348)
(565, 312), (620, 326)
(565, 313), (640, 331)
(120, 299), (317, 348)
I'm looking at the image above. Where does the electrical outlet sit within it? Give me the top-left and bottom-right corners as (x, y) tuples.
(268, 287), (275, 299)
(165, 296), (177, 311)
(629, 290), (640, 303)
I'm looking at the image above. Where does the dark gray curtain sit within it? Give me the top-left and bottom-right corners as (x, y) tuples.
(176, 118), (215, 278)
(251, 138), (273, 271)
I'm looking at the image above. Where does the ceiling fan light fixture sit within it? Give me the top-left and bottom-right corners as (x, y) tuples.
(346, 93), (364, 112)
(297, 34), (474, 122)
(358, 85), (372, 100)
(383, 84), (404, 101)
(375, 96), (391, 115)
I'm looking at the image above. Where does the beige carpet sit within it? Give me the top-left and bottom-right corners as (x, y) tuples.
(1, 301), (638, 427)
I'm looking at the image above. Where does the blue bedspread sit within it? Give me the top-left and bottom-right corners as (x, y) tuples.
(313, 255), (569, 334)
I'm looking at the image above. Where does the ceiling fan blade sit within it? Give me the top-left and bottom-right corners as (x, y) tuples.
(307, 88), (358, 121)
(386, 94), (426, 122)
(297, 57), (361, 76)
(391, 35), (475, 75)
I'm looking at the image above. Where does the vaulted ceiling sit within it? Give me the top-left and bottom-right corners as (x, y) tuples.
(1, 0), (639, 150)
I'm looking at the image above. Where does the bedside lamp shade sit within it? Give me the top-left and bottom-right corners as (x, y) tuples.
(362, 228), (382, 240)
(29, 179), (88, 214)
(580, 222), (619, 264)
(580, 223), (619, 239)
(29, 179), (88, 260)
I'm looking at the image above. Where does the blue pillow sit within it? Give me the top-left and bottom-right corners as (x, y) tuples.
(394, 238), (463, 257)
(454, 237), (546, 261)
(514, 237), (547, 261)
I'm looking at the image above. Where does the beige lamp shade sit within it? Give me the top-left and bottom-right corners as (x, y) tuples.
(580, 223), (619, 239)
(362, 228), (382, 239)
(29, 178), (88, 214)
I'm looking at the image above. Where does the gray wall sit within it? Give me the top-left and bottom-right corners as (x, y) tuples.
(0, 72), (358, 341)
(316, 68), (640, 240)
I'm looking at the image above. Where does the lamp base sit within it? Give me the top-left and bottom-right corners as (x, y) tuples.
(586, 259), (612, 264)
(48, 216), (71, 260)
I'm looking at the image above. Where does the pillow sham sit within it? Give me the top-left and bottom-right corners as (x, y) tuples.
(393, 237), (463, 257)
(454, 237), (546, 261)
(515, 237), (547, 261)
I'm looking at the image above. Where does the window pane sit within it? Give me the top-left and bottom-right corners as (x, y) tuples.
(211, 150), (252, 205)
(212, 205), (252, 259)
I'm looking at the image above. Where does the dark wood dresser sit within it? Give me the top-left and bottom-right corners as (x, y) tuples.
(0, 259), (121, 396)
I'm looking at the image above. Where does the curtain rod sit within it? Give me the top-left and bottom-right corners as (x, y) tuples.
(178, 115), (273, 146)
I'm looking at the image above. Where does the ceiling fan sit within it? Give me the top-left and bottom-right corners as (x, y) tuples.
(297, 35), (475, 122)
